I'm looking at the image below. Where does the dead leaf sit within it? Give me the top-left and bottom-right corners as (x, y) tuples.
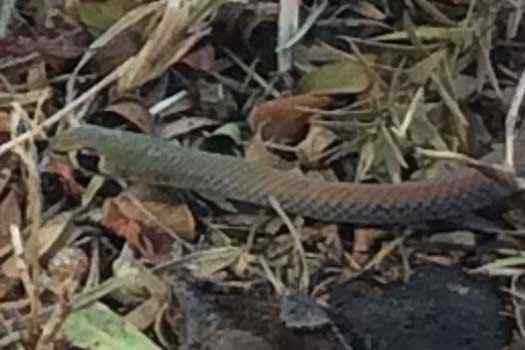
(352, 228), (382, 265)
(408, 109), (449, 150)
(353, 1), (387, 20)
(26, 61), (49, 90)
(0, 274), (18, 300)
(160, 117), (219, 138)
(183, 246), (243, 278)
(111, 244), (168, 304)
(380, 124), (407, 183)
(0, 111), (10, 133)
(0, 88), (52, 108)
(102, 186), (196, 256)
(0, 191), (22, 270)
(125, 189), (196, 239)
(248, 94), (332, 142)
(104, 99), (154, 133)
(47, 246), (89, 294)
(102, 199), (143, 248)
(355, 140), (375, 182)
(34, 211), (75, 262)
(47, 159), (86, 196)
(296, 58), (374, 95)
(198, 80), (239, 120)
(117, 1), (212, 93)
(374, 26), (474, 47)
(294, 42), (356, 63)
(245, 130), (294, 170)
(0, 18), (89, 70)
(125, 297), (166, 331)
(2, 211), (74, 279)
(182, 44), (217, 72)
(296, 125), (338, 162)
(77, 0), (139, 36)
(117, 247), (170, 324)
(0, 190), (21, 239)
(407, 49), (447, 85)
(92, 31), (141, 76)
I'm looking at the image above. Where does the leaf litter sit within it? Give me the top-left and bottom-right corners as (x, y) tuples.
(1, 0), (525, 349)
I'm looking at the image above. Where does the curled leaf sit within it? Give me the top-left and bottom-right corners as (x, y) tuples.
(248, 94), (332, 143)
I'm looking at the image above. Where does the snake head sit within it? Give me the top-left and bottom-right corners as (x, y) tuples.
(49, 126), (105, 171)
(50, 126), (99, 154)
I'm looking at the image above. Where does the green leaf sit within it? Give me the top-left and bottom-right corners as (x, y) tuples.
(200, 122), (242, 156)
(212, 122), (242, 143)
(63, 302), (161, 350)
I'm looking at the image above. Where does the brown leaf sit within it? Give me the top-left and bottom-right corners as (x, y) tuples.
(296, 125), (338, 163)
(0, 22), (89, 70)
(102, 186), (196, 256)
(160, 117), (219, 138)
(34, 211), (75, 262)
(0, 111), (11, 134)
(92, 31), (141, 75)
(104, 99), (154, 133)
(244, 133), (276, 165)
(248, 94), (332, 143)
(353, 1), (387, 20)
(182, 44), (217, 72)
(2, 210), (74, 280)
(117, 2), (211, 93)
(102, 199), (143, 248)
(47, 159), (85, 196)
(127, 187), (196, 239)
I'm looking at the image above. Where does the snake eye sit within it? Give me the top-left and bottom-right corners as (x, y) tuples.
(76, 148), (102, 172)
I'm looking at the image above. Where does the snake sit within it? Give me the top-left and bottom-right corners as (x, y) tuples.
(50, 125), (523, 225)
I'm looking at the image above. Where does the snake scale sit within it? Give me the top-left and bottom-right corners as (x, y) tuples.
(50, 126), (523, 225)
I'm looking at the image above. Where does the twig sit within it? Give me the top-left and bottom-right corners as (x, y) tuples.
(363, 234), (408, 272)
(221, 46), (280, 97)
(511, 273), (525, 338)
(268, 195), (309, 292)
(505, 69), (525, 169)
(415, 147), (520, 188)
(149, 90), (188, 115)
(258, 256), (285, 295)
(10, 225), (39, 340)
(0, 0), (16, 38)
(416, 148), (506, 170)
(0, 332), (21, 348)
(391, 86), (424, 138)
(0, 58), (134, 157)
(277, 0), (299, 72)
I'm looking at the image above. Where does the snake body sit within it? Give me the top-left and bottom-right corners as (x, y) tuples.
(51, 126), (521, 224)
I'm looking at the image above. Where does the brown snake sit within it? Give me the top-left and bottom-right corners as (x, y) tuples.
(51, 126), (523, 225)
